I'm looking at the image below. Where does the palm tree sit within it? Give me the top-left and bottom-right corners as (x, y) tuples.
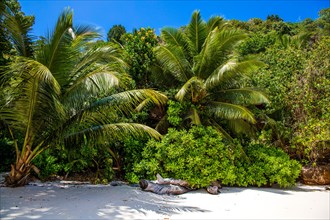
(0, 8), (167, 187)
(153, 11), (268, 139)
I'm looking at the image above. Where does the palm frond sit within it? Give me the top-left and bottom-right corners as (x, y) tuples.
(64, 123), (162, 148)
(154, 45), (192, 82)
(213, 88), (269, 105)
(155, 114), (169, 134)
(188, 107), (201, 125)
(38, 8), (74, 73)
(148, 62), (179, 88)
(62, 68), (130, 111)
(228, 119), (256, 136)
(187, 10), (208, 55)
(88, 89), (167, 115)
(161, 27), (191, 59)
(207, 101), (256, 123)
(175, 76), (205, 102)
(205, 58), (263, 89)
(193, 27), (218, 77)
(215, 29), (246, 57)
(1, 57), (64, 146)
(208, 119), (233, 141)
(193, 29), (246, 79)
(2, 3), (34, 57)
(206, 16), (224, 32)
(65, 44), (128, 89)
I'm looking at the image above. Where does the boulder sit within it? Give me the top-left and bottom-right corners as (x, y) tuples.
(301, 165), (330, 185)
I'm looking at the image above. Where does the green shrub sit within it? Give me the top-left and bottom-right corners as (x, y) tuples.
(237, 143), (302, 187)
(167, 100), (183, 127)
(33, 149), (62, 180)
(121, 137), (149, 180)
(130, 126), (238, 188)
(33, 144), (115, 183)
(129, 126), (301, 188)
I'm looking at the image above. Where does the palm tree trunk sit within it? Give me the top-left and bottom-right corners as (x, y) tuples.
(5, 161), (32, 187)
(5, 144), (38, 187)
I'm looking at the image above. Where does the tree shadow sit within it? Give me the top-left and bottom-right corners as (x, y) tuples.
(0, 183), (210, 220)
(97, 186), (210, 219)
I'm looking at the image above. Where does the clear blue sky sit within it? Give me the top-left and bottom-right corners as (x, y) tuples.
(20, 0), (329, 39)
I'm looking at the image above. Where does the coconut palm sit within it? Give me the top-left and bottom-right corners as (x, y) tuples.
(153, 11), (268, 139)
(0, 8), (167, 187)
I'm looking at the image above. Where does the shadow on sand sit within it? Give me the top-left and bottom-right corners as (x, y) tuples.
(0, 183), (210, 220)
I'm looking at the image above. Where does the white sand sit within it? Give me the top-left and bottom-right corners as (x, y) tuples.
(0, 181), (329, 220)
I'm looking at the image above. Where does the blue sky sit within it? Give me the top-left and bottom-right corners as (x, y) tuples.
(20, 0), (329, 39)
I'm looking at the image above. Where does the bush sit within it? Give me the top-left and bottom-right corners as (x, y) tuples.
(33, 144), (114, 183)
(129, 126), (301, 188)
(129, 126), (237, 188)
(234, 142), (302, 187)
(33, 149), (62, 180)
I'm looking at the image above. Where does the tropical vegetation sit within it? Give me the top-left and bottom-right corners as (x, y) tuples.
(1, 0), (329, 188)
(0, 4), (166, 186)
(152, 11), (269, 139)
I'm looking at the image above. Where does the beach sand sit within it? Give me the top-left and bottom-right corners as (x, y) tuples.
(0, 179), (329, 220)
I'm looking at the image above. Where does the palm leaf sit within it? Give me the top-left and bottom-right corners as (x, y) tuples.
(187, 10), (208, 55)
(188, 107), (201, 125)
(228, 119), (256, 136)
(213, 88), (269, 105)
(175, 76), (205, 102)
(206, 16), (224, 32)
(2, 3), (34, 57)
(1, 57), (64, 150)
(194, 29), (246, 79)
(65, 123), (162, 148)
(193, 27), (218, 77)
(161, 27), (191, 60)
(205, 58), (263, 89)
(39, 8), (73, 73)
(154, 45), (192, 82)
(208, 119), (233, 141)
(207, 101), (256, 123)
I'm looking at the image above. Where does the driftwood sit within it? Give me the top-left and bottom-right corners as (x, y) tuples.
(139, 174), (221, 195)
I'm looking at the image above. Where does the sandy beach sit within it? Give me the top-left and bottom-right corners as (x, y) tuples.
(0, 179), (329, 220)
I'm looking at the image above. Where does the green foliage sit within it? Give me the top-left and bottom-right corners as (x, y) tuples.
(251, 46), (305, 116)
(237, 142), (301, 187)
(121, 137), (149, 180)
(153, 11), (268, 138)
(130, 126), (236, 188)
(33, 144), (115, 183)
(316, 8), (330, 35)
(33, 149), (62, 180)
(122, 27), (159, 87)
(266, 15), (283, 22)
(107, 24), (126, 43)
(129, 126), (301, 188)
(289, 37), (330, 163)
(232, 130), (302, 187)
(238, 32), (276, 56)
(1, 0), (35, 57)
(1, 8), (167, 186)
(167, 100), (183, 126)
(0, 0), (34, 65)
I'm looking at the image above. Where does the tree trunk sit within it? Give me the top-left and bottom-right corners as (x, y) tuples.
(4, 145), (36, 187)
(5, 161), (32, 187)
